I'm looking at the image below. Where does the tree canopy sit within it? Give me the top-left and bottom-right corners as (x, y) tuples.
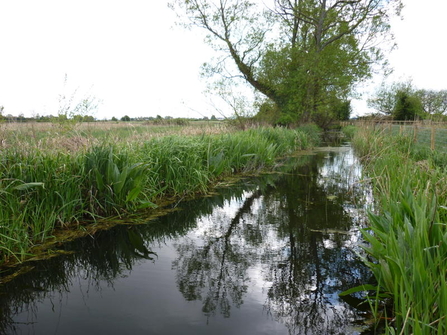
(170, 0), (402, 126)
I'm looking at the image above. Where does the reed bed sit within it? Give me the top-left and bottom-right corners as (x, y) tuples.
(0, 124), (318, 265)
(351, 127), (447, 334)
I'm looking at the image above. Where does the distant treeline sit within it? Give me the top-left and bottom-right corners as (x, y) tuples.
(0, 113), (220, 123)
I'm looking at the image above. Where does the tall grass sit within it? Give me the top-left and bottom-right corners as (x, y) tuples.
(351, 127), (447, 334)
(0, 126), (319, 264)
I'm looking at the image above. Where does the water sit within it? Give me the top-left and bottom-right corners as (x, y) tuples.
(0, 146), (374, 335)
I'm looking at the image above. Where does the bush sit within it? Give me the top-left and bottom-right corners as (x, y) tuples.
(296, 123), (322, 146)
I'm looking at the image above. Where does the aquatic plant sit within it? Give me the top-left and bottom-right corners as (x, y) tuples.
(84, 146), (154, 215)
(350, 127), (447, 334)
(362, 190), (447, 334)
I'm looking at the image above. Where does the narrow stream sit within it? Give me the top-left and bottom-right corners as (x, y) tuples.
(0, 145), (374, 335)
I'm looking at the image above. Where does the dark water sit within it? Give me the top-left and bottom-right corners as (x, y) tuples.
(0, 146), (374, 335)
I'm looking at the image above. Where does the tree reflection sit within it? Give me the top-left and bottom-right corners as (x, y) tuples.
(260, 149), (372, 334)
(173, 190), (264, 317)
(172, 148), (372, 334)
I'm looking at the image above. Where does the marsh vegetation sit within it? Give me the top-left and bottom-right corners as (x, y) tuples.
(350, 125), (447, 334)
(0, 121), (319, 265)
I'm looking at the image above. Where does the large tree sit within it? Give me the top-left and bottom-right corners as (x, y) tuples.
(170, 0), (402, 126)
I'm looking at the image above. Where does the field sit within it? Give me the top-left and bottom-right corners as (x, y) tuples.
(343, 120), (447, 153)
(0, 120), (228, 152)
(0, 121), (320, 266)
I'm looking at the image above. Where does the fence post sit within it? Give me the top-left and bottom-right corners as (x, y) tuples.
(431, 125), (436, 150)
(413, 122), (418, 143)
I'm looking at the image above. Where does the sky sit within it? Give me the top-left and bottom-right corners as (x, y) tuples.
(0, 0), (446, 120)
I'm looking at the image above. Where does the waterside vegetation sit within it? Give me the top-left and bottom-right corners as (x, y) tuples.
(350, 125), (447, 334)
(0, 122), (320, 266)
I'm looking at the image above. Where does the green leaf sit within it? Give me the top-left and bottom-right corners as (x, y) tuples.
(13, 182), (45, 191)
(95, 170), (105, 191)
(114, 166), (129, 195)
(126, 186), (142, 202)
(339, 284), (379, 296)
(137, 201), (158, 209)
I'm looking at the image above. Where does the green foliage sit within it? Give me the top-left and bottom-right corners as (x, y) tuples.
(333, 100), (352, 121)
(275, 113), (296, 127)
(393, 90), (423, 120)
(121, 115), (131, 122)
(254, 100), (281, 125)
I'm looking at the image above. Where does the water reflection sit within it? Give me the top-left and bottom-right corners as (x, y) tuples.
(172, 146), (372, 334)
(0, 146), (373, 335)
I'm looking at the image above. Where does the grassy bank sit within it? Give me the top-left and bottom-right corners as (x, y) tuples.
(0, 124), (319, 265)
(351, 126), (447, 334)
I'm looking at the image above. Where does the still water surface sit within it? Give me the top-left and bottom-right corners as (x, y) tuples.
(0, 146), (374, 335)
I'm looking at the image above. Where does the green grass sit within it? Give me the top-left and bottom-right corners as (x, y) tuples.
(350, 126), (447, 334)
(0, 125), (319, 265)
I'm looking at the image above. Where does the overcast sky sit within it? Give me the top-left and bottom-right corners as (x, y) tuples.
(0, 0), (446, 120)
